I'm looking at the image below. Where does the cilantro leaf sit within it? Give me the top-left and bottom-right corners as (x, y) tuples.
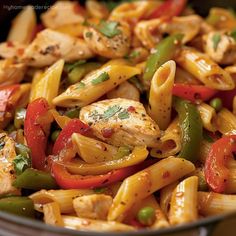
(103, 105), (122, 119)
(118, 110), (130, 120)
(65, 60), (87, 72)
(76, 82), (86, 89)
(125, 50), (140, 60)
(91, 72), (110, 85)
(97, 21), (121, 38)
(230, 29), (236, 41)
(212, 34), (221, 51)
(85, 32), (93, 39)
(13, 154), (31, 175)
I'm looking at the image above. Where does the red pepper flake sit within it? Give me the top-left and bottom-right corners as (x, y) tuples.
(17, 48), (24, 56)
(101, 127), (114, 138)
(127, 106), (136, 112)
(162, 171), (170, 179)
(7, 41), (14, 47)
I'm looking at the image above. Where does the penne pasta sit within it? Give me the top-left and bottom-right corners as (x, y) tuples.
(214, 108), (236, 135)
(199, 139), (213, 163)
(148, 60), (176, 130)
(233, 96), (236, 115)
(198, 191), (236, 216)
(30, 189), (94, 214)
(175, 66), (201, 85)
(62, 146), (148, 175)
(30, 59), (64, 105)
(150, 118), (181, 158)
(169, 176), (198, 225)
(53, 65), (141, 107)
(43, 202), (64, 227)
(197, 103), (217, 132)
(72, 133), (118, 163)
(108, 157), (195, 222)
(176, 47), (235, 90)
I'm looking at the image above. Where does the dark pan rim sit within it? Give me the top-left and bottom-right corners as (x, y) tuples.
(0, 210), (234, 236)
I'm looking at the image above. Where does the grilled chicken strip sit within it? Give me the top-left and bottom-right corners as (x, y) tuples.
(79, 98), (160, 147)
(22, 29), (94, 67)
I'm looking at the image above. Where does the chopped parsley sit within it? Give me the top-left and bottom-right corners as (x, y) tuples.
(118, 110), (130, 120)
(230, 29), (236, 41)
(91, 72), (110, 85)
(96, 20), (121, 38)
(212, 33), (221, 51)
(76, 82), (86, 89)
(65, 60), (86, 72)
(85, 31), (93, 39)
(103, 105), (122, 119)
(125, 50), (140, 60)
(13, 154), (31, 175)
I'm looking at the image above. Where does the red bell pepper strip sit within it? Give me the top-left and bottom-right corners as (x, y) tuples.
(51, 160), (152, 189)
(204, 135), (236, 193)
(24, 98), (51, 170)
(146, 0), (187, 20)
(52, 119), (91, 155)
(216, 88), (236, 111)
(0, 84), (20, 112)
(172, 84), (217, 103)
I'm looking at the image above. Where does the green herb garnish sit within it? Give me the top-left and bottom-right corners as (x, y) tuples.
(13, 154), (31, 176)
(76, 82), (86, 89)
(91, 72), (110, 85)
(212, 33), (221, 51)
(97, 20), (121, 38)
(85, 31), (93, 39)
(103, 105), (122, 119)
(118, 110), (130, 120)
(125, 50), (140, 60)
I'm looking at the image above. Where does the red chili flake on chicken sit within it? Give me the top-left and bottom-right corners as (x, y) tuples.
(7, 41), (14, 47)
(101, 127), (114, 138)
(162, 171), (170, 179)
(127, 106), (136, 112)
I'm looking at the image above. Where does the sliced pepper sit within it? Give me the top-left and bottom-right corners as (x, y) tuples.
(204, 135), (236, 193)
(173, 97), (203, 162)
(146, 0), (187, 19)
(172, 84), (217, 103)
(52, 118), (91, 156)
(24, 98), (51, 170)
(143, 34), (183, 81)
(0, 196), (35, 218)
(13, 168), (58, 190)
(51, 160), (151, 189)
(216, 88), (236, 111)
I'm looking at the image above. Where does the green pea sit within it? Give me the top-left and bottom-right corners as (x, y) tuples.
(137, 206), (156, 226)
(209, 98), (222, 112)
(64, 107), (80, 118)
(51, 130), (61, 142)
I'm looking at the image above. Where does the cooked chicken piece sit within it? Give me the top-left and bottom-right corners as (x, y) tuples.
(107, 81), (140, 101)
(0, 41), (26, 60)
(0, 59), (26, 85)
(0, 133), (19, 195)
(73, 194), (112, 220)
(41, 1), (85, 29)
(22, 29), (94, 67)
(203, 31), (236, 65)
(83, 21), (131, 58)
(79, 98), (160, 147)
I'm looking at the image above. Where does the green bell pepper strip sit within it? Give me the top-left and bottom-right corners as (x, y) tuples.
(14, 108), (26, 129)
(13, 168), (58, 190)
(67, 62), (102, 84)
(173, 97), (203, 162)
(0, 197), (35, 218)
(143, 34), (183, 81)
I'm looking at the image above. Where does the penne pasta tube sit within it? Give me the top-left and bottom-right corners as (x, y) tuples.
(175, 66), (201, 85)
(72, 133), (118, 163)
(17, 83), (31, 108)
(148, 60), (176, 130)
(62, 146), (148, 175)
(30, 59), (64, 105)
(30, 189), (94, 214)
(150, 118), (181, 158)
(233, 96), (236, 115)
(197, 103), (217, 132)
(160, 181), (179, 216)
(169, 176), (198, 225)
(53, 65), (141, 107)
(43, 202), (64, 227)
(50, 109), (71, 129)
(214, 108), (236, 135)
(198, 191), (236, 216)
(108, 157), (195, 222)
(62, 216), (135, 232)
(199, 139), (213, 163)
(176, 47), (235, 90)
